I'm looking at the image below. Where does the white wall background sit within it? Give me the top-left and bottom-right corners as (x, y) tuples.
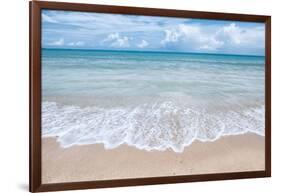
(0, 0), (280, 192)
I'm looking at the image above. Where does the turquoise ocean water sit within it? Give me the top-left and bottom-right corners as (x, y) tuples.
(42, 49), (265, 152)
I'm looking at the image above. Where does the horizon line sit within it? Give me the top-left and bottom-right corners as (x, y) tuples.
(42, 47), (265, 57)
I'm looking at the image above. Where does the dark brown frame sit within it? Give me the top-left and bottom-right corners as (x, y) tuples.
(29, 1), (271, 192)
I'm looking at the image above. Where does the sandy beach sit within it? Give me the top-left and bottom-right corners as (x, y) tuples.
(42, 134), (264, 184)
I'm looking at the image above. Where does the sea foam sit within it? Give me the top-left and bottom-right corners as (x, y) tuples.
(42, 101), (264, 153)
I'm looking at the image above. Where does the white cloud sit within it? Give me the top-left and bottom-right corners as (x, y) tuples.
(216, 23), (242, 44)
(161, 30), (179, 44)
(47, 39), (85, 47)
(137, 40), (149, 48)
(102, 33), (130, 48)
(161, 25), (199, 45)
(48, 38), (64, 46)
(161, 24), (223, 51)
(67, 41), (85, 47)
(215, 23), (264, 48)
(198, 36), (224, 51)
(161, 23), (264, 53)
(42, 13), (57, 23)
(103, 33), (119, 41)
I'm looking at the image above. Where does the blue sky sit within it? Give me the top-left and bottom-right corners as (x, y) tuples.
(42, 10), (265, 56)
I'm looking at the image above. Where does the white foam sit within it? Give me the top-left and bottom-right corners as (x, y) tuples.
(42, 101), (265, 153)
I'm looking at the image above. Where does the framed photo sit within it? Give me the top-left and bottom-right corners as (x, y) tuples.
(30, 1), (271, 192)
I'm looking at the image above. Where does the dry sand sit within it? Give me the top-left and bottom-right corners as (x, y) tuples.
(42, 134), (265, 184)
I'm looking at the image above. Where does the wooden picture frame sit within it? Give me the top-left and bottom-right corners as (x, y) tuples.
(30, 1), (271, 192)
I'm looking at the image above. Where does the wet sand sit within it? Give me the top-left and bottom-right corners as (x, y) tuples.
(42, 134), (265, 184)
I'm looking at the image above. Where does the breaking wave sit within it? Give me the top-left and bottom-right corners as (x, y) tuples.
(42, 101), (264, 153)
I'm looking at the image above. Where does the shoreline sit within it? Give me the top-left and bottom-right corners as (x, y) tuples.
(42, 133), (265, 184)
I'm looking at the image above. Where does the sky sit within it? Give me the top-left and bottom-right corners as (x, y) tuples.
(42, 10), (265, 56)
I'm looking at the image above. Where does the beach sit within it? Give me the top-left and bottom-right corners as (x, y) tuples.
(41, 49), (265, 184)
(42, 133), (264, 184)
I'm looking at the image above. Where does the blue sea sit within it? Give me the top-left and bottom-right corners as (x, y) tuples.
(42, 49), (265, 152)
